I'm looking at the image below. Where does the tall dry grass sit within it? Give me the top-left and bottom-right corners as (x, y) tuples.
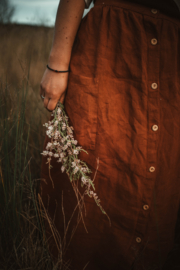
(0, 23), (53, 86)
(0, 23), (71, 269)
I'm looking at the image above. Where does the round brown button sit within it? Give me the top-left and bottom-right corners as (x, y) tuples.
(152, 125), (158, 131)
(136, 237), (141, 243)
(151, 38), (158, 45)
(151, 83), (158, 89)
(151, 9), (158, 14)
(149, 166), (155, 172)
(143, 205), (149, 210)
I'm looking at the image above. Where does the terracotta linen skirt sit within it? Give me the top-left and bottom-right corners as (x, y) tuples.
(40, 0), (180, 269)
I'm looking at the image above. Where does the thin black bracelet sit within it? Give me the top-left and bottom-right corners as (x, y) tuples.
(46, 64), (70, 73)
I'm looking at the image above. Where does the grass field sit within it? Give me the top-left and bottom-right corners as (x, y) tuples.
(0, 23), (69, 269)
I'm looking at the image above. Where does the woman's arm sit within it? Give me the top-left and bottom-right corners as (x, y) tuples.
(40, 0), (85, 111)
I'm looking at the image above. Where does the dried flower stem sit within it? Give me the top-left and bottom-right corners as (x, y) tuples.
(42, 102), (107, 216)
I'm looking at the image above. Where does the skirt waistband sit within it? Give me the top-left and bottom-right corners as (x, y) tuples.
(94, 0), (180, 25)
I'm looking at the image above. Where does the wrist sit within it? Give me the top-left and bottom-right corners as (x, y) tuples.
(46, 64), (70, 73)
(48, 49), (71, 70)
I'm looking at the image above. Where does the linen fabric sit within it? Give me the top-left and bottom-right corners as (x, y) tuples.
(40, 0), (180, 269)
(84, 0), (180, 19)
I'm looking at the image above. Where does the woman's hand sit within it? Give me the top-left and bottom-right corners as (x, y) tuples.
(40, 67), (69, 111)
(39, 0), (85, 111)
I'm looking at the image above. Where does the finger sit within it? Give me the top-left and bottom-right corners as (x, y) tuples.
(41, 93), (45, 100)
(39, 83), (44, 97)
(40, 89), (46, 103)
(44, 96), (49, 108)
(59, 92), (66, 105)
(46, 107), (53, 113)
(46, 98), (59, 111)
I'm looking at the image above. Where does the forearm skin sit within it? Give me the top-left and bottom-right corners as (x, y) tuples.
(48, 0), (85, 70)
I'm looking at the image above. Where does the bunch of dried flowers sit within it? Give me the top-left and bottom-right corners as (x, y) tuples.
(41, 102), (106, 215)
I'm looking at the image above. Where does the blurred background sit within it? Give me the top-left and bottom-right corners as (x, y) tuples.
(0, 1), (93, 269)
(9, 0), (93, 26)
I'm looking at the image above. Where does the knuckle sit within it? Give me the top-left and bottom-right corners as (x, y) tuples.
(45, 88), (51, 95)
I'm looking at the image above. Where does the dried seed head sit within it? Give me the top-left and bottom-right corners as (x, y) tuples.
(61, 166), (65, 173)
(41, 151), (48, 156)
(43, 102), (105, 215)
(73, 149), (79, 155)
